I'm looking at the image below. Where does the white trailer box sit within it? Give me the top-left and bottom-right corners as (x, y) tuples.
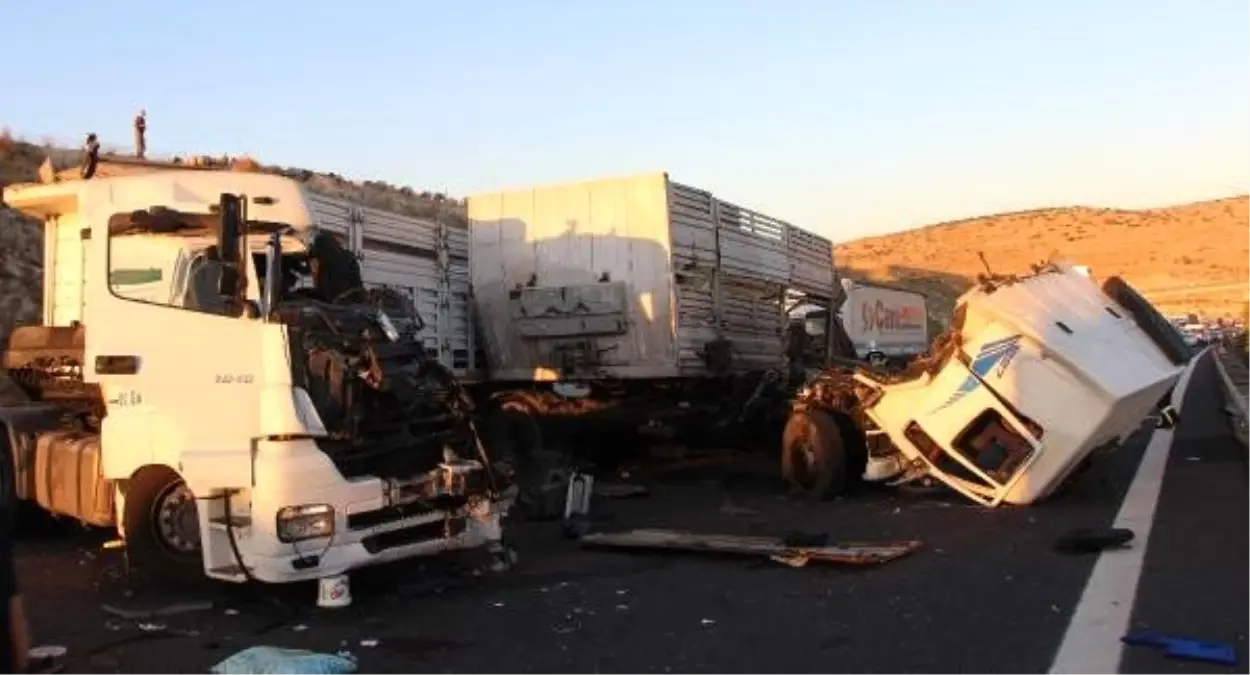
(467, 173), (835, 382)
(839, 280), (929, 361)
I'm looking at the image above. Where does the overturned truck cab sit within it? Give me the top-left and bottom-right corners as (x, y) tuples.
(1, 169), (512, 585)
(785, 262), (1190, 507)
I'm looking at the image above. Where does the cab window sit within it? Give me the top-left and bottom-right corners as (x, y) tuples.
(107, 209), (244, 317)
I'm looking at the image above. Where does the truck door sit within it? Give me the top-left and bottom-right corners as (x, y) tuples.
(88, 211), (275, 491)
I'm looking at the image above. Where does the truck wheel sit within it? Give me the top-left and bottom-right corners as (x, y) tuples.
(782, 409), (848, 500)
(1101, 276), (1191, 366)
(831, 412), (869, 484)
(123, 466), (201, 580)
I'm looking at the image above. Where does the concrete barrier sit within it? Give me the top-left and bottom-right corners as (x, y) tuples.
(1212, 344), (1249, 447)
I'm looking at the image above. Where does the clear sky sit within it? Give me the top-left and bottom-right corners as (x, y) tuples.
(4, 0), (1247, 242)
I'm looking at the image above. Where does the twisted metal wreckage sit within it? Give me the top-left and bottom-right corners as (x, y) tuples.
(783, 261), (1189, 508)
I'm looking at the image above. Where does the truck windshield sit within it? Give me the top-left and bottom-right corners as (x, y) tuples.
(106, 208), (294, 319)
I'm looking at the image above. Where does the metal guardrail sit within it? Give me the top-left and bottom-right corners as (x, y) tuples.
(1212, 343), (1249, 446)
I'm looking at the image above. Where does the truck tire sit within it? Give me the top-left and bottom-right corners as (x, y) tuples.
(781, 409), (848, 500)
(831, 411), (869, 484)
(123, 466), (201, 580)
(1101, 276), (1191, 366)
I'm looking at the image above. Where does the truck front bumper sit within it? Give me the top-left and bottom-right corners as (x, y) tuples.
(239, 439), (513, 584)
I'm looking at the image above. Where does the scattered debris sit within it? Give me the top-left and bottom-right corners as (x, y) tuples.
(486, 541), (519, 573)
(1122, 632), (1238, 666)
(317, 574), (352, 609)
(1053, 527), (1135, 554)
(100, 600), (214, 621)
(28, 646), (67, 664)
(211, 646), (359, 675)
(581, 529), (922, 567)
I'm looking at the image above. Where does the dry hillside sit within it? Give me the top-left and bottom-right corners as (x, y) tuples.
(835, 197), (1250, 324)
(0, 131), (468, 343)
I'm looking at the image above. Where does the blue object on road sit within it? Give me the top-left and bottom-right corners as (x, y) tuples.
(211, 646), (358, 674)
(1122, 631), (1238, 666)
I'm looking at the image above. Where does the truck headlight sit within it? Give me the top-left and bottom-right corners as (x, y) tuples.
(276, 504), (335, 543)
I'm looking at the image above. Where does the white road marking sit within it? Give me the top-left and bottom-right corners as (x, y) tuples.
(1048, 349), (1208, 674)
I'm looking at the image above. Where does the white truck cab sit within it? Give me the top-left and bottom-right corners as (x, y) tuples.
(786, 262), (1191, 506)
(2, 168), (511, 584)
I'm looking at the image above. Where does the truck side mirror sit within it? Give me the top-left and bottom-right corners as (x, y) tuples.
(218, 266), (240, 298)
(217, 193), (244, 297)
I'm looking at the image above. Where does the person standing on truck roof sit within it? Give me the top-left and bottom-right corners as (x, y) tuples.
(133, 110), (147, 160)
(81, 133), (100, 180)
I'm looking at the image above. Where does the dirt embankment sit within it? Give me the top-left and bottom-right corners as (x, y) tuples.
(834, 196), (1250, 324)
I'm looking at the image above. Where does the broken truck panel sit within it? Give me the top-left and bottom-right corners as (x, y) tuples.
(581, 528), (922, 566)
(791, 261), (1186, 507)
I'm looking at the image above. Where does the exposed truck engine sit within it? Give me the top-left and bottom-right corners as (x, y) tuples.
(0, 166), (512, 586)
(782, 261), (1191, 506)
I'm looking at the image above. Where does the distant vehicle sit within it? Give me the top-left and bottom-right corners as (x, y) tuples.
(1179, 324), (1208, 347)
(837, 280), (929, 367)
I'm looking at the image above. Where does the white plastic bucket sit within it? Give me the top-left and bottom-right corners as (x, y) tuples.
(317, 574), (352, 608)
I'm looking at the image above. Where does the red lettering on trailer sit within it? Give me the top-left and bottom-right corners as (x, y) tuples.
(861, 300), (925, 333)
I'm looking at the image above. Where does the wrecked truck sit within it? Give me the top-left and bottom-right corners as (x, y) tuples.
(0, 164), (512, 584)
(784, 262), (1191, 506)
(463, 173), (844, 481)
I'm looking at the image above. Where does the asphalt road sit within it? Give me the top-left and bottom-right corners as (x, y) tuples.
(13, 351), (1247, 674)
